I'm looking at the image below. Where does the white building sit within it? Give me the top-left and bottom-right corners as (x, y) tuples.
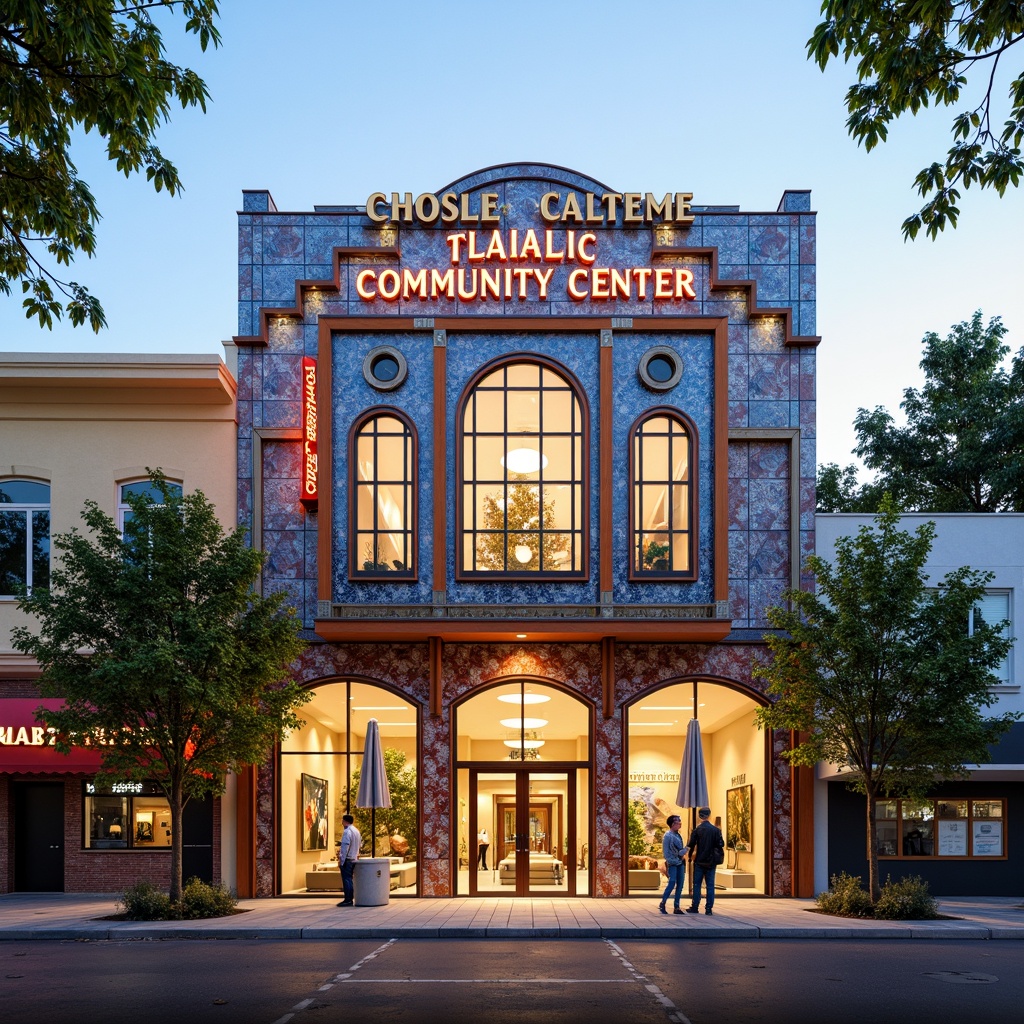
(815, 513), (1024, 895)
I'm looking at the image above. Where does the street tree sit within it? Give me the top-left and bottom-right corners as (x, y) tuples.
(852, 312), (1024, 512)
(816, 462), (887, 513)
(808, 1), (1024, 238)
(755, 497), (1016, 902)
(12, 472), (308, 903)
(1, 1), (221, 330)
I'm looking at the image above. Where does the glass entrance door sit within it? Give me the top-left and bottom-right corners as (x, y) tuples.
(469, 769), (580, 896)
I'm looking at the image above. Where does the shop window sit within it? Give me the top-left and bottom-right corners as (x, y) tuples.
(350, 411), (416, 578)
(0, 479), (50, 596)
(626, 681), (767, 895)
(875, 797), (1005, 858)
(971, 591), (1011, 685)
(118, 479), (183, 534)
(630, 411), (696, 579)
(280, 680), (419, 895)
(459, 358), (586, 577)
(83, 780), (172, 850)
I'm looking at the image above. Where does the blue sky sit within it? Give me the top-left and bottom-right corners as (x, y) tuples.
(2, 0), (1021, 470)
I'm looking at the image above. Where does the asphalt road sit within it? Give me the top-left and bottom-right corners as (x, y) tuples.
(2, 937), (1021, 1024)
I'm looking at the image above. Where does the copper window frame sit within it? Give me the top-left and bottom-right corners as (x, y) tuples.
(348, 407), (418, 581)
(628, 406), (698, 582)
(456, 354), (589, 581)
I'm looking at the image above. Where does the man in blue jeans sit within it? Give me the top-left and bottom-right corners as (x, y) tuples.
(658, 814), (686, 915)
(336, 813), (361, 907)
(685, 806), (724, 915)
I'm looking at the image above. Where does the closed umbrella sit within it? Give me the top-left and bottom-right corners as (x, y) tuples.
(356, 718), (391, 857)
(675, 717), (709, 809)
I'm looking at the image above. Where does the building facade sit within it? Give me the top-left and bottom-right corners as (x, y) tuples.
(815, 513), (1024, 896)
(234, 163), (819, 898)
(0, 354), (238, 893)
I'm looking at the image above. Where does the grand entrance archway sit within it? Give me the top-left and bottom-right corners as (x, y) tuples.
(455, 680), (592, 897)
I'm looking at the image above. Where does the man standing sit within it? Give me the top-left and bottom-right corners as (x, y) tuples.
(685, 806), (724, 916)
(337, 813), (361, 907)
(658, 814), (686, 915)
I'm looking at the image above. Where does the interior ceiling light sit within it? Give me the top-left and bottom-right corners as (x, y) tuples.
(499, 717), (549, 729)
(502, 447), (548, 474)
(514, 545), (534, 563)
(497, 693), (551, 705)
(503, 738), (545, 749)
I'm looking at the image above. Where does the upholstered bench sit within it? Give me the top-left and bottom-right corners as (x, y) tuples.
(305, 867), (342, 890)
(497, 853), (564, 884)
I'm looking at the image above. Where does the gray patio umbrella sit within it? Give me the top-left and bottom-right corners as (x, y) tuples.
(356, 718), (391, 857)
(675, 717), (709, 810)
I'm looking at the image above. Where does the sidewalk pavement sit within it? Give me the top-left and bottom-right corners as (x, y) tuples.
(2, 893), (1022, 941)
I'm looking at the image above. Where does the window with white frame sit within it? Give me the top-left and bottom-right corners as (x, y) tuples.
(0, 479), (50, 596)
(118, 479), (183, 534)
(971, 591), (1011, 685)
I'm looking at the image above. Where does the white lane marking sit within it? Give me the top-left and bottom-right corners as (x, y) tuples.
(269, 938), (399, 1024)
(605, 938), (692, 1024)
(338, 978), (635, 983)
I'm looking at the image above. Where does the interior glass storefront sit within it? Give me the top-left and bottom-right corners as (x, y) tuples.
(455, 681), (591, 896)
(279, 680), (418, 896)
(626, 681), (766, 896)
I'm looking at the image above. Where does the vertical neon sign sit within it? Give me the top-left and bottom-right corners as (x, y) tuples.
(300, 356), (318, 509)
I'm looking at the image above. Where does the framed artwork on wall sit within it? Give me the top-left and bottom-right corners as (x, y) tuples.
(301, 773), (329, 852)
(726, 785), (752, 853)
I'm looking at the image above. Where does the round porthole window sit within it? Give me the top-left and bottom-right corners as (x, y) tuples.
(363, 346), (408, 391)
(638, 346), (683, 392)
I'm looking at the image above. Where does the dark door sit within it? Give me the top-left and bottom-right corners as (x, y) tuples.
(182, 796), (214, 883)
(14, 781), (65, 891)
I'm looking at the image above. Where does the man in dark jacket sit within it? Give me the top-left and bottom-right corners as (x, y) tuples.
(685, 806), (724, 916)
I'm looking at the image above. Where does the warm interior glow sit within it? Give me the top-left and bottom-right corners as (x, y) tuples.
(503, 738), (545, 749)
(497, 693), (551, 704)
(514, 544), (533, 563)
(499, 718), (549, 729)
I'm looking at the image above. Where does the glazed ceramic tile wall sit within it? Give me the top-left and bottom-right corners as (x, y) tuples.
(239, 164), (815, 896)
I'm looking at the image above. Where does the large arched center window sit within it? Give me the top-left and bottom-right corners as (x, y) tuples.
(460, 359), (586, 577)
(350, 411), (416, 578)
(630, 410), (696, 579)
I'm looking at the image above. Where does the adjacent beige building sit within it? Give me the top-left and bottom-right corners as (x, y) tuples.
(1, 353), (237, 893)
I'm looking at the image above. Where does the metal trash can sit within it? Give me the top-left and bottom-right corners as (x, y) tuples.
(353, 857), (390, 906)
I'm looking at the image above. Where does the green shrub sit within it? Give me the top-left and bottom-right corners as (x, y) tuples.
(176, 877), (238, 919)
(874, 874), (939, 920)
(118, 881), (173, 921)
(815, 872), (874, 918)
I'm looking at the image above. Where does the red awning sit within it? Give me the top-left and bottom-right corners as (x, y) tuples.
(0, 698), (104, 774)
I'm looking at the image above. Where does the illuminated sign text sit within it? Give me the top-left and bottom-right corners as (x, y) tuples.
(300, 356), (318, 509)
(355, 229), (697, 305)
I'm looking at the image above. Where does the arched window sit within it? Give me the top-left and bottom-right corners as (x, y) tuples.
(459, 358), (586, 577)
(350, 411), (416, 578)
(630, 410), (696, 579)
(0, 479), (50, 595)
(118, 479), (183, 534)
